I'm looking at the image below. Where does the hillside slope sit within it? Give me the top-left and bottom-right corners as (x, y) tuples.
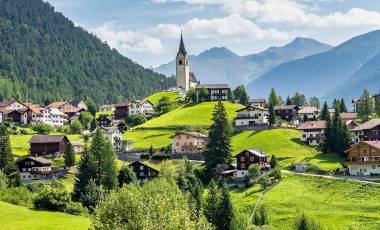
(0, 0), (174, 104)
(155, 38), (331, 88)
(247, 29), (380, 99)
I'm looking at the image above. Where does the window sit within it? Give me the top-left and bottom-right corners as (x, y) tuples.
(179, 60), (183, 65)
(139, 172), (145, 176)
(176, 142), (179, 146)
(30, 162), (34, 166)
(372, 165), (376, 169)
(240, 157), (245, 162)
(241, 163), (246, 169)
(140, 166), (144, 170)
(250, 157), (254, 161)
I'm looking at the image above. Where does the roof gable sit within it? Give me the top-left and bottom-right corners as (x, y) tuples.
(29, 135), (68, 144)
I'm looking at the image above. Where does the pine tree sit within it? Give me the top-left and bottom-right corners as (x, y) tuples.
(73, 146), (97, 201)
(270, 155), (279, 169)
(118, 165), (136, 187)
(320, 102), (330, 121)
(258, 204), (269, 226)
(309, 96), (320, 107)
(321, 115), (333, 153)
(340, 98), (348, 113)
(216, 186), (234, 230)
(203, 101), (232, 178)
(80, 178), (103, 212)
(358, 89), (375, 122)
(89, 128), (108, 186)
(204, 179), (220, 227)
(286, 96), (292, 105)
(268, 88), (282, 106)
(90, 118), (98, 132)
(375, 93), (380, 117)
(101, 141), (117, 190)
(268, 102), (276, 125)
(332, 99), (340, 112)
(233, 85), (250, 105)
(64, 143), (75, 168)
(0, 125), (19, 186)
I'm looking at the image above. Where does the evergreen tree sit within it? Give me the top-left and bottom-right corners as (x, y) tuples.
(291, 92), (308, 107)
(321, 115), (333, 153)
(203, 101), (232, 177)
(285, 96), (292, 105)
(339, 98), (348, 113)
(86, 97), (98, 116)
(204, 179), (220, 227)
(189, 180), (204, 219)
(357, 89), (375, 122)
(270, 155), (279, 169)
(320, 102), (330, 121)
(117, 165), (136, 187)
(149, 145), (155, 156)
(73, 146), (97, 201)
(309, 97), (320, 108)
(375, 94), (380, 117)
(101, 141), (117, 190)
(216, 186), (234, 230)
(64, 143), (75, 168)
(90, 118), (98, 132)
(0, 125), (19, 186)
(268, 102), (276, 125)
(156, 96), (173, 115)
(80, 178), (103, 212)
(332, 99), (341, 111)
(321, 109), (351, 153)
(233, 85), (250, 105)
(268, 88), (282, 106)
(258, 205), (269, 226)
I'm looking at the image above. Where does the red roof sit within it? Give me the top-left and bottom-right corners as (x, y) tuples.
(297, 121), (326, 130)
(47, 102), (71, 108)
(61, 107), (82, 113)
(340, 112), (358, 120)
(364, 141), (380, 150)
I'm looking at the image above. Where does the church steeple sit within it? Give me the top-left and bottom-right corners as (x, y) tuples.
(178, 31), (187, 55)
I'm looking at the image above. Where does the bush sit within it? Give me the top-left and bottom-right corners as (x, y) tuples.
(25, 182), (46, 193)
(20, 129), (28, 135)
(0, 186), (35, 207)
(125, 114), (147, 127)
(151, 153), (171, 161)
(269, 168), (282, 180)
(33, 188), (71, 212)
(70, 119), (83, 134)
(64, 201), (88, 216)
(0, 171), (9, 190)
(140, 153), (150, 160)
(32, 124), (54, 134)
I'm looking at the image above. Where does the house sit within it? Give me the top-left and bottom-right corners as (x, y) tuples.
(274, 105), (300, 122)
(172, 131), (208, 155)
(61, 107), (84, 121)
(128, 100), (155, 115)
(0, 99), (27, 111)
(47, 101), (75, 111)
(31, 108), (67, 126)
(122, 139), (134, 152)
(17, 156), (53, 181)
(1, 108), (30, 125)
(93, 126), (123, 151)
(298, 106), (319, 121)
(70, 141), (85, 154)
(297, 121), (326, 146)
(128, 161), (159, 184)
(97, 115), (113, 127)
(99, 104), (116, 112)
(196, 84), (231, 101)
(340, 112), (358, 130)
(234, 105), (269, 127)
(114, 102), (130, 120)
(352, 94), (379, 112)
(345, 141), (380, 176)
(70, 99), (88, 111)
(351, 118), (380, 144)
(236, 149), (270, 178)
(249, 99), (267, 108)
(29, 135), (70, 157)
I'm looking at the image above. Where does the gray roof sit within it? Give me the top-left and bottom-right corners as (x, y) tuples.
(0, 99), (21, 107)
(236, 149), (267, 158)
(178, 32), (187, 55)
(352, 118), (380, 131)
(250, 99), (266, 103)
(189, 72), (198, 83)
(29, 135), (67, 144)
(274, 105), (299, 110)
(196, 84), (230, 89)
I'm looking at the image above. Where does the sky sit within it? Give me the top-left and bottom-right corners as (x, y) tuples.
(46, 0), (380, 67)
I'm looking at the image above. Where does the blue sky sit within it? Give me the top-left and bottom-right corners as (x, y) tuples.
(47, 0), (380, 67)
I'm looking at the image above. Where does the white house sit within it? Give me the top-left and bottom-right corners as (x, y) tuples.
(298, 106), (319, 120)
(234, 105), (269, 127)
(94, 126), (123, 151)
(345, 141), (380, 176)
(16, 156), (52, 181)
(47, 101), (76, 111)
(31, 107), (67, 126)
(296, 120), (326, 146)
(172, 131), (208, 154)
(0, 99), (27, 111)
(128, 100), (155, 115)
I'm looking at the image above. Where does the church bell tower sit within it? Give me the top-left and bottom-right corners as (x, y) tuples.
(176, 32), (190, 91)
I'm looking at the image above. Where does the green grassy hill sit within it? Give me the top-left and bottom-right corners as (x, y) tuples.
(147, 91), (183, 106)
(232, 173), (380, 230)
(0, 201), (90, 230)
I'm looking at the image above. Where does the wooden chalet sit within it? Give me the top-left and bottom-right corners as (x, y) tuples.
(17, 156), (54, 181)
(236, 149), (270, 178)
(128, 161), (159, 183)
(96, 115), (113, 127)
(274, 105), (300, 122)
(29, 135), (70, 157)
(352, 118), (380, 144)
(345, 141), (380, 176)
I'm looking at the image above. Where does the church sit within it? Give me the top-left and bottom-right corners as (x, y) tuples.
(175, 33), (231, 101)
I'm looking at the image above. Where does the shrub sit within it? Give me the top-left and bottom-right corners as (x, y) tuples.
(20, 129), (28, 135)
(125, 114), (147, 127)
(0, 186), (35, 207)
(151, 153), (171, 161)
(70, 119), (83, 134)
(140, 153), (150, 160)
(269, 167), (282, 180)
(33, 188), (71, 212)
(0, 171), (9, 190)
(257, 175), (272, 189)
(32, 124), (54, 134)
(64, 201), (88, 216)
(25, 182), (46, 193)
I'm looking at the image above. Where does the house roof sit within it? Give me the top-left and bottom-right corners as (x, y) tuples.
(178, 32), (187, 56)
(115, 99), (152, 108)
(0, 99), (23, 107)
(29, 135), (68, 144)
(61, 107), (82, 114)
(128, 161), (160, 172)
(29, 106), (44, 115)
(70, 99), (85, 107)
(250, 98), (266, 103)
(47, 101), (72, 109)
(175, 131), (207, 138)
(236, 149), (267, 158)
(196, 84), (230, 89)
(17, 156), (52, 164)
(93, 126), (121, 135)
(364, 141), (380, 150)
(298, 106), (318, 114)
(340, 112), (358, 120)
(274, 105), (300, 110)
(352, 118), (380, 131)
(70, 141), (85, 146)
(49, 108), (67, 116)
(236, 105), (268, 112)
(189, 72), (198, 83)
(297, 121), (326, 130)
(100, 104), (115, 109)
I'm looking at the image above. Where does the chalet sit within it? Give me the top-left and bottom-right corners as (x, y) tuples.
(122, 139), (134, 152)
(17, 156), (53, 181)
(128, 100), (155, 115)
(249, 99), (267, 108)
(351, 118), (380, 144)
(29, 135), (70, 157)
(234, 105), (268, 127)
(274, 105), (300, 122)
(352, 94), (379, 112)
(61, 107), (84, 121)
(1, 109), (29, 125)
(93, 126), (123, 151)
(196, 84), (231, 101)
(70, 99), (88, 111)
(172, 131), (208, 155)
(298, 106), (319, 121)
(297, 121), (326, 146)
(115, 102), (130, 120)
(31, 108), (67, 126)
(345, 141), (380, 176)
(99, 104), (116, 112)
(236, 149), (270, 178)
(97, 115), (113, 127)
(47, 101), (75, 111)
(340, 112), (358, 130)
(0, 99), (27, 111)
(128, 161), (159, 184)
(70, 141), (85, 153)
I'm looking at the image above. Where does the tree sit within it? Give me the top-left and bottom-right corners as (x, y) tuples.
(357, 89), (375, 122)
(86, 97), (98, 116)
(90, 118), (98, 131)
(72, 147), (97, 201)
(32, 124), (53, 134)
(0, 125), (19, 186)
(34, 187), (71, 212)
(268, 88), (282, 106)
(295, 213), (324, 230)
(291, 92), (308, 107)
(204, 179), (220, 227)
(79, 178), (103, 212)
(233, 85), (250, 105)
(269, 155), (279, 169)
(185, 88), (197, 103)
(198, 87), (209, 102)
(332, 99), (341, 112)
(203, 101), (232, 178)
(286, 96), (292, 105)
(216, 186), (234, 230)
(319, 102), (330, 121)
(339, 98), (348, 113)
(309, 97), (320, 108)
(258, 204), (269, 226)
(117, 166), (136, 187)
(125, 113), (147, 127)
(257, 175), (272, 189)
(79, 111), (93, 129)
(268, 102), (276, 125)
(156, 96), (173, 115)
(375, 94), (380, 117)
(70, 119), (83, 134)
(64, 143), (75, 168)
(248, 164), (260, 180)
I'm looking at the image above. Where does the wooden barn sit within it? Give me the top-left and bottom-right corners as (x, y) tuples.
(29, 135), (70, 157)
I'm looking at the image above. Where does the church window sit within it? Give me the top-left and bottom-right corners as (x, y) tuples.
(179, 60), (183, 65)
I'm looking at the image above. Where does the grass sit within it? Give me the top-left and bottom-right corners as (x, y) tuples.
(123, 129), (175, 149)
(230, 184), (263, 217)
(303, 152), (346, 171)
(259, 173), (380, 230)
(0, 201), (90, 230)
(146, 91), (183, 106)
(138, 101), (244, 129)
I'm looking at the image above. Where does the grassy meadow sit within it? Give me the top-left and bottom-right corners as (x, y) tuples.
(147, 91), (183, 105)
(124, 129), (175, 149)
(0, 201), (90, 230)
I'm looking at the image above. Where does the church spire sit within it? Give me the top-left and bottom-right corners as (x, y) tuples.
(178, 30), (187, 55)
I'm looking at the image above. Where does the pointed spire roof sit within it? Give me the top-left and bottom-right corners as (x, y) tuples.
(178, 31), (187, 55)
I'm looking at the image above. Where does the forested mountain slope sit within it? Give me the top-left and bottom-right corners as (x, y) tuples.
(0, 0), (175, 104)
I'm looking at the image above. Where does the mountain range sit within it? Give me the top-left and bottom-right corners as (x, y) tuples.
(155, 38), (332, 88)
